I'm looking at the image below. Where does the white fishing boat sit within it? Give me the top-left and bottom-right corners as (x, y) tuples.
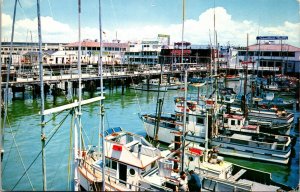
(77, 127), (173, 191)
(168, 77), (185, 90)
(130, 79), (168, 92)
(140, 99), (207, 144)
(263, 82), (280, 92)
(226, 105), (294, 135)
(141, 97), (292, 164)
(212, 113), (292, 164)
(174, 143), (292, 191)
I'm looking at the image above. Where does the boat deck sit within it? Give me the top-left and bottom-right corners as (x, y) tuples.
(238, 179), (280, 191)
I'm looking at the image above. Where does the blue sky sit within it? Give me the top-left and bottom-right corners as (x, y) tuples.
(2, 0), (300, 46)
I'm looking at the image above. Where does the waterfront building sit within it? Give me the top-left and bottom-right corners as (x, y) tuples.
(233, 37), (300, 74)
(0, 41), (65, 65)
(64, 39), (128, 65)
(123, 40), (162, 66)
(159, 41), (213, 70)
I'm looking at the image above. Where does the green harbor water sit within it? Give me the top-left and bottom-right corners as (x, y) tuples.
(2, 85), (299, 190)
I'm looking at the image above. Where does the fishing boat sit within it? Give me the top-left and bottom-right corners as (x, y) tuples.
(225, 105), (294, 135)
(130, 79), (168, 92)
(168, 77), (185, 90)
(263, 82), (281, 92)
(140, 98), (207, 144)
(256, 92), (294, 109)
(211, 113), (292, 164)
(175, 143), (292, 191)
(141, 96), (292, 164)
(77, 127), (174, 191)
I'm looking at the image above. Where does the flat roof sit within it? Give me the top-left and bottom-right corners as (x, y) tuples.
(247, 44), (300, 52)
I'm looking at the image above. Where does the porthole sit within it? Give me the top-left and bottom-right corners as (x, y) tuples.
(129, 168), (135, 176)
(188, 156), (194, 162)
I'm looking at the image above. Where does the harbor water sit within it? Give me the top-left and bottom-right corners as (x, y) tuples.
(2, 84), (299, 190)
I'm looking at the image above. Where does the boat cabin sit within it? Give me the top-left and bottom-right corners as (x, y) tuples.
(222, 114), (259, 133)
(91, 127), (162, 190)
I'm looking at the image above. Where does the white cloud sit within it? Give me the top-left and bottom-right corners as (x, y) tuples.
(2, 7), (300, 47)
(2, 13), (12, 28)
(105, 7), (299, 47)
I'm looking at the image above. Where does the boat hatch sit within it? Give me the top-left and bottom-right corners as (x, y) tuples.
(105, 127), (123, 136)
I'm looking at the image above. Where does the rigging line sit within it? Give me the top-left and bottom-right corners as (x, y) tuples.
(17, 0), (29, 21)
(11, 111), (70, 190)
(128, 75), (152, 140)
(2, 120), (21, 173)
(3, 0), (17, 147)
(44, 110), (65, 125)
(46, 0), (54, 18)
(48, 134), (70, 190)
(6, 116), (34, 190)
(109, 0), (120, 31)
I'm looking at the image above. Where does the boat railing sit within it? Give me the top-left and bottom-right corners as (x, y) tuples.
(81, 159), (166, 191)
(218, 135), (289, 151)
(202, 175), (252, 191)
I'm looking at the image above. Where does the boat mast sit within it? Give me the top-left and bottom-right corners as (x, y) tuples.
(98, 0), (106, 190)
(181, 0), (187, 172)
(3, 0), (17, 145)
(213, 0), (218, 137)
(37, 0), (47, 190)
(242, 34), (249, 119)
(74, 0), (82, 190)
(0, 0), (2, 190)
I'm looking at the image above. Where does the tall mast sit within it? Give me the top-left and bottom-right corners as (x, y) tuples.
(180, 0), (187, 172)
(213, 0), (217, 76)
(37, 0), (47, 191)
(0, 0), (3, 190)
(3, 0), (17, 145)
(37, 0), (47, 190)
(74, 0), (82, 190)
(98, 0), (106, 190)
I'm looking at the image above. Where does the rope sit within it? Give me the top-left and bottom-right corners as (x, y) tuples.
(7, 117), (34, 190)
(6, 116), (35, 190)
(11, 111), (70, 190)
(2, 121), (21, 174)
(128, 75), (153, 143)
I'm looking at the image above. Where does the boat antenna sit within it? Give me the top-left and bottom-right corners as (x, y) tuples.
(180, 0), (188, 172)
(37, 0), (47, 190)
(98, 0), (106, 190)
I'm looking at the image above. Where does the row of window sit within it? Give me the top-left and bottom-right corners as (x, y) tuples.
(238, 51), (295, 57)
(125, 52), (158, 56)
(66, 47), (126, 51)
(1, 47), (58, 51)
